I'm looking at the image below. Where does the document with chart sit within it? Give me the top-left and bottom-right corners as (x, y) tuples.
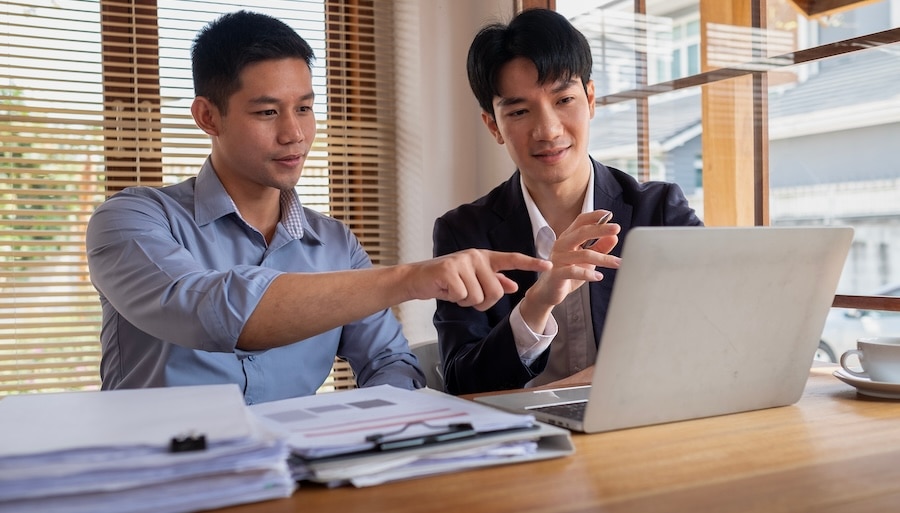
(249, 384), (574, 487)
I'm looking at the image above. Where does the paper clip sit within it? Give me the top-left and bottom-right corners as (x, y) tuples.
(169, 432), (207, 453)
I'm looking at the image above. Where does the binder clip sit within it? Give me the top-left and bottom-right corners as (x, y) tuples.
(169, 432), (207, 453)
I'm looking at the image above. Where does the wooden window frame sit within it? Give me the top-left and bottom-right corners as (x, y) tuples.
(541, 0), (900, 313)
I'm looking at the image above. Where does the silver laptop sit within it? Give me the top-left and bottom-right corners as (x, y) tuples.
(475, 226), (853, 433)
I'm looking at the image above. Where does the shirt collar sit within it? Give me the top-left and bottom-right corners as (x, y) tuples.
(194, 158), (307, 240)
(278, 188), (305, 239)
(520, 163), (595, 259)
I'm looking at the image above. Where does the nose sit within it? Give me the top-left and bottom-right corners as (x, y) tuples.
(277, 113), (305, 145)
(532, 107), (564, 141)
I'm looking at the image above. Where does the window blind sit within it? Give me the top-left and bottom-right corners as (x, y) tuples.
(0, 0), (396, 394)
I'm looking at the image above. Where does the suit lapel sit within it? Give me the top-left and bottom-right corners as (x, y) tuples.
(487, 173), (539, 290)
(591, 158), (632, 257)
(589, 159), (627, 346)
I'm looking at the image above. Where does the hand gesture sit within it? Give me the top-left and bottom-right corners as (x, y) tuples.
(519, 210), (620, 331)
(405, 249), (552, 311)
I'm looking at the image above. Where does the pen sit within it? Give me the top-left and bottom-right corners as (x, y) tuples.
(581, 211), (613, 249)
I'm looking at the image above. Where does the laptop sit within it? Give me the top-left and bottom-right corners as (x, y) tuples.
(475, 226), (853, 433)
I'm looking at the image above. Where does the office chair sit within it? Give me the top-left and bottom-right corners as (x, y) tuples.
(411, 339), (445, 392)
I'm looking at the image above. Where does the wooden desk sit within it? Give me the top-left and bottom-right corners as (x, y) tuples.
(218, 365), (900, 513)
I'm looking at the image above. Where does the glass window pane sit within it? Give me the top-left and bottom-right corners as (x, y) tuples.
(686, 19), (700, 37)
(589, 99), (639, 174)
(768, 44), (900, 296)
(687, 44), (700, 75)
(769, 0), (899, 54)
(559, 0), (900, 363)
(672, 48), (682, 78)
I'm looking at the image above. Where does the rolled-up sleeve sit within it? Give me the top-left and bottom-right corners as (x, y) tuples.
(86, 191), (280, 352)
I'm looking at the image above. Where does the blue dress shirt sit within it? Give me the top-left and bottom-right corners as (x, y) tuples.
(86, 160), (423, 403)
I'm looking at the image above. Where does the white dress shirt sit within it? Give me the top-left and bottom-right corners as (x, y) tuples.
(511, 167), (596, 379)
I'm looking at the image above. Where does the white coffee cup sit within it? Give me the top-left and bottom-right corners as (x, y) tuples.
(840, 336), (900, 383)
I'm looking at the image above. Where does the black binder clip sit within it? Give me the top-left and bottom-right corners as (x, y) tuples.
(169, 432), (207, 453)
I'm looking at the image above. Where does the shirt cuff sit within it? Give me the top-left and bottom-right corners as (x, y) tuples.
(510, 303), (558, 367)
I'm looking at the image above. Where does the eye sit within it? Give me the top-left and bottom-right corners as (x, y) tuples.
(257, 109), (278, 117)
(559, 96), (576, 105)
(507, 109), (527, 118)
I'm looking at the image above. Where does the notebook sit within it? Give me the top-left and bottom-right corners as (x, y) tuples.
(475, 226), (853, 433)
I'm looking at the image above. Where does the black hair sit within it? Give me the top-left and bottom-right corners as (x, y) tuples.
(466, 8), (592, 117)
(191, 10), (315, 113)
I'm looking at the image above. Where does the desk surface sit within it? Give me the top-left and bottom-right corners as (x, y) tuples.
(218, 364), (900, 513)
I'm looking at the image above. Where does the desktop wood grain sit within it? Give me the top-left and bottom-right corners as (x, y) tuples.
(217, 366), (900, 513)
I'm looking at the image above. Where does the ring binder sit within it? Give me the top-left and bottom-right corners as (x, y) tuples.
(248, 384), (575, 487)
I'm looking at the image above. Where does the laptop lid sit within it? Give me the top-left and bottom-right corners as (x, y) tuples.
(475, 226), (853, 433)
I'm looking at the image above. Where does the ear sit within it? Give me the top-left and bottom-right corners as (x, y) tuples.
(481, 111), (504, 145)
(191, 96), (221, 137)
(585, 80), (596, 119)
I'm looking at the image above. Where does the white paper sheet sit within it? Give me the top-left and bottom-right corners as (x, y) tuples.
(249, 384), (536, 459)
(0, 384), (294, 512)
(0, 384), (252, 457)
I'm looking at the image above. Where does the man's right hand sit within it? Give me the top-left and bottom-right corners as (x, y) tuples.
(240, 249), (551, 350)
(404, 249), (552, 311)
(519, 210), (621, 333)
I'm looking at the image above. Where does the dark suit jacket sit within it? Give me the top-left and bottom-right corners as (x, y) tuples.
(432, 159), (703, 395)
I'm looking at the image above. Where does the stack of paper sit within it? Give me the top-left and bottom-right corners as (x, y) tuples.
(0, 384), (294, 513)
(249, 384), (574, 487)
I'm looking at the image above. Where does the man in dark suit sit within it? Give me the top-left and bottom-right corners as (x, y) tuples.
(433, 9), (702, 395)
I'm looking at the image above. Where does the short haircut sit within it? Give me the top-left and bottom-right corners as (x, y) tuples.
(466, 8), (593, 117)
(191, 10), (315, 113)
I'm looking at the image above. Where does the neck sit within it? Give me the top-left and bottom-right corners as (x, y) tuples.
(525, 162), (592, 236)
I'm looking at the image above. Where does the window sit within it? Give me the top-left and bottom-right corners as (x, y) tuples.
(554, 0), (900, 358)
(0, 0), (394, 394)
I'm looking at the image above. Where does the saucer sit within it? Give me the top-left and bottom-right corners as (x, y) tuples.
(833, 369), (900, 400)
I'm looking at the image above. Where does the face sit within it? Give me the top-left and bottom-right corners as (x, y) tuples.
(484, 57), (595, 190)
(191, 58), (316, 196)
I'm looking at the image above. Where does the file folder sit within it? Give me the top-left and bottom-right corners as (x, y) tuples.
(249, 384), (574, 487)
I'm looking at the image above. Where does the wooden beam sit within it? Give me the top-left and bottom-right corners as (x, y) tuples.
(834, 295), (900, 312)
(517, 0), (554, 12)
(787, 0), (882, 18)
(699, 0), (769, 226)
(100, 0), (162, 190)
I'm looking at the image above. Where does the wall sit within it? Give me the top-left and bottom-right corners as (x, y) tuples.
(394, 0), (515, 345)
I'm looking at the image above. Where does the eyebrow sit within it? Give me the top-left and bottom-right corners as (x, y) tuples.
(494, 78), (580, 108)
(248, 92), (316, 105)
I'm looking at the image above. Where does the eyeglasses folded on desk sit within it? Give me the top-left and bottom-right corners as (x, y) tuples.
(0, 384), (294, 513)
(249, 384), (574, 488)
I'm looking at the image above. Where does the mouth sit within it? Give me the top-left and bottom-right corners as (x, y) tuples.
(532, 146), (569, 161)
(274, 153), (306, 164)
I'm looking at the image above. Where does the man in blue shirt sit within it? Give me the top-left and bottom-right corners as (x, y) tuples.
(85, 11), (549, 404)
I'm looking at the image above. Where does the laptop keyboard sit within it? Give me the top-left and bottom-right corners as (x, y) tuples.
(531, 401), (587, 420)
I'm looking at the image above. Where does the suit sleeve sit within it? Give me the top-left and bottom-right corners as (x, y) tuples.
(432, 216), (547, 395)
(663, 182), (704, 227)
